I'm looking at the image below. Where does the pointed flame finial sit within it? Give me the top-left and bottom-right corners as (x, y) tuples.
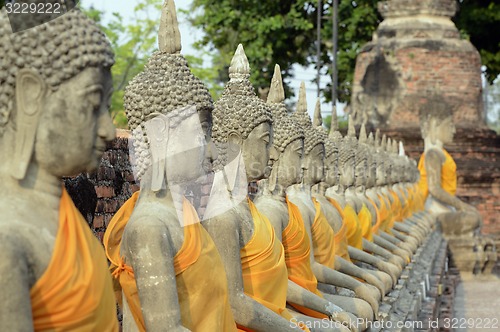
(399, 141), (405, 157)
(359, 123), (367, 144)
(347, 114), (356, 137)
(329, 105), (339, 139)
(368, 132), (374, 146)
(297, 82), (308, 114)
(313, 99), (322, 127)
(267, 64), (285, 104)
(229, 44), (250, 78)
(159, 0), (182, 54)
(381, 134), (387, 151)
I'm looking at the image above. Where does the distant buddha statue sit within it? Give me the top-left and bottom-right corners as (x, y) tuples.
(325, 117), (401, 286)
(0, 1), (119, 330)
(418, 104), (496, 275)
(204, 45), (311, 331)
(103, 1), (236, 331)
(286, 84), (379, 329)
(253, 66), (356, 332)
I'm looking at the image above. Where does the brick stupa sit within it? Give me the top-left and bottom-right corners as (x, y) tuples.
(350, 0), (499, 242)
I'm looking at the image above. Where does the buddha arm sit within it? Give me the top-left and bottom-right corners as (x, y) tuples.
(333, 256), (385, 296)
(347, 247), (398, 284)
(425, 149), (467, 210)
(311, 261), (379, 314)
(125, 218), (189, 332)
(203, 216), (293, 332)
(286, 280), (338, 317)
(372, 234), (412, 262)
(361, 239), (404, 269)
(0, 235), (33, 331)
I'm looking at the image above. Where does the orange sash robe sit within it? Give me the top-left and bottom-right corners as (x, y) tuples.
(367, 197), (383, 235)
(104, 191), (237, 332)
(326, 197), (351, 261)
(377, 194), (393, 234)
(418, 148), (457, 200)
(310, 198), (336, 269)
(283, 198), (328, 319)
(243, 199), (309, 331)
(343, 204), (363, 250)
(358, 203), (374, 242)
(30, 189), (119, 332)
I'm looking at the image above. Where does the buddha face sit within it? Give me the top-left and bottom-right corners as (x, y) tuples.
(354, 158), (367, 187)
(435, 116), (455, 144)
(324, 152), (339, 186)
(34, 67), (115, 176)
(339, 156), (355, 187)
(375, 159), (385, 186)
(302, 143), (324, 185)
(276, 138), (303, 188)
(367, 160), (377, 188)
(166, 111), (207, 185)
(242, 122), (272, 181)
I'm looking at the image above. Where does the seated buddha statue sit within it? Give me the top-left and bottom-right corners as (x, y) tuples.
(377, 138), (420, 252)
(253, 66), (358, 332)
(103, 1), (236, 331)
(365, 133), (418, 256)
(325, 118), (401, 286)
(203, 45), (312, 331)
(418, 104), (496, 275)
(286, 84), (379, 327)
(309, 106), (397, 296)
(0, 2), (119, 330)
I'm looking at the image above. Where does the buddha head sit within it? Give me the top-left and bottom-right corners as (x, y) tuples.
(354, 123), (369, 188)
(266, 65), (304, 189)
(374, 130), (387, 187)
(313, 101), (339, 187)
(419, 99), (455, 146)
(365, 132), (377, 188)
(338, 115), (357, 188)
(212, 44), (273, 182)
(124, 0), (214, 189)
(291, 83), (324, 186)
(0, 1), (115, 180)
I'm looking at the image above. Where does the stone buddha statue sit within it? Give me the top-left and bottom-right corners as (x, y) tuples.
(366, 133), (418, 256)
(203, 45), (311, 331)
(309, 108), (398, 296)
(418, 106), (496, 275)
(286, 83), (379, 328)
(337, 123), (406, 278)
(324, 118), (400, 286)
(0, 2), (119, 330)
(253, 65), (354, 332)
(103, 1), (237, 331)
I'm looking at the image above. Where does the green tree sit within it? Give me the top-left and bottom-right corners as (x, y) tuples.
(454, 0), (500, 84)
(188, 0), (500, 102)
(82, 0), (162, 128)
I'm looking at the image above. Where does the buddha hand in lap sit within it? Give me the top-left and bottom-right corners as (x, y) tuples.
(0, 2), (119, 330)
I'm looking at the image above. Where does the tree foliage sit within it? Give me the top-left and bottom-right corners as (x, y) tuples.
(82, 0), (162, 128)
(188, 0), (500, 102)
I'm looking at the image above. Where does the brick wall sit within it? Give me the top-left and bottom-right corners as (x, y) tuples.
(376, 126), (500, 242)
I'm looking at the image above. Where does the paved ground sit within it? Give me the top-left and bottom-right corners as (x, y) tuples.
(453, 275), (500, 331)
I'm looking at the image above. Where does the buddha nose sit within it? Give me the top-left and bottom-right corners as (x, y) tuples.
(98, 112), (116, 142)
(269, 146), (279, 162)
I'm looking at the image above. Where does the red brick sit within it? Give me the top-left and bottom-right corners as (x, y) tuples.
(93, 215), (105, 228)
(95, 186), (115, 198)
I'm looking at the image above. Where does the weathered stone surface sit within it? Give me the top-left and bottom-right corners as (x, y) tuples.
(351, 0), (484, 129)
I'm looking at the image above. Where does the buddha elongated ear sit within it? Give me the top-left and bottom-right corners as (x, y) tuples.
(11, 69), (47, 180)
(144, 115), (170, 192)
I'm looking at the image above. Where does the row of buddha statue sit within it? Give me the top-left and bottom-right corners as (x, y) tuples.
(0, 0), (494, 331)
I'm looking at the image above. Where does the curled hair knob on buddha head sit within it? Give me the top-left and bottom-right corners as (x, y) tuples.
(290, 82), (324, 155)
(267, 64), (303, 153)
